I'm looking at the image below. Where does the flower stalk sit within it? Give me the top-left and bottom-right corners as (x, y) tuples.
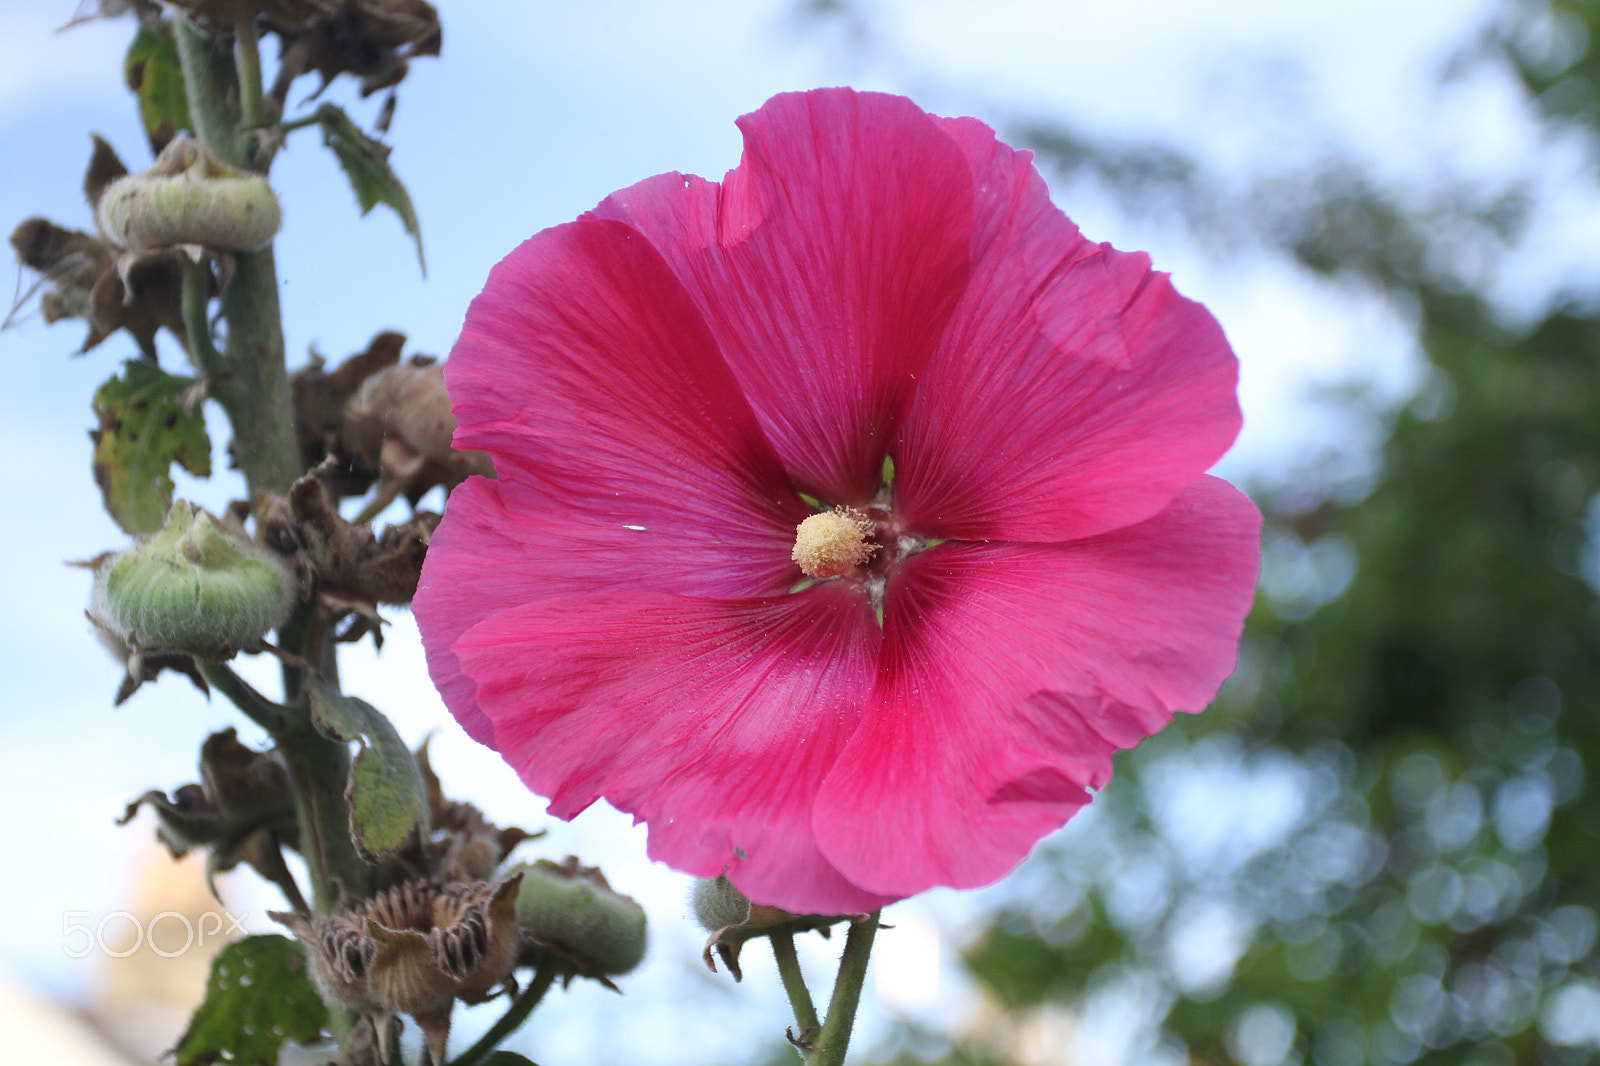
(214, 244), (300, 496)
(770, 931), (820, 1039)
(231, 4), (269, 142)
(172, 17), (240, 164)
(809, 914), (879, 1066)
(445, 964), (558, 1066)
(172, 5), (366, 930)
(771, 912), (879, 1066)
(195, 660), (286, 733)
(276, 706), (368, 914)
(171, 15), (299, 500)
(179, 257), (226, 379)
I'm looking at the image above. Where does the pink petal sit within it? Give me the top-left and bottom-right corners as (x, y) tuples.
(415, 475), (803, 746)
(892, 118), (1243, 542)
(447, 215), (805, 540)
(814, 477), (1262, 896)
(591, 89), (976, 506)
(453, 584), (898, 914)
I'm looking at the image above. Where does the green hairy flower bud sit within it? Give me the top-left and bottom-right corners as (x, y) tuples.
(510, 858), (648, 977)
(91, 500), (296, 661)
(96, 135), (281, 254)
(691, 875), (753, 933)
(689, 875), (851, 980)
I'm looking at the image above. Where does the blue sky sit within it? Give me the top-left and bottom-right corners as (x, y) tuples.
(3, 2), (1596, 1063)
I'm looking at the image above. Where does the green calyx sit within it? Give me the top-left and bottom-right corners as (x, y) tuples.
(93, 500), (295, 661)
(97, 135), (281, 254)
(510, 858), (648, 977)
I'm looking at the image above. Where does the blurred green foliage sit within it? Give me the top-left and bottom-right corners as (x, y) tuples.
(833, 1), (1600, 1064)
(1507, 0), (1600, 124)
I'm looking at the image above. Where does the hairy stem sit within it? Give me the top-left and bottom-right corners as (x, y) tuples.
(196, 660), (285, 733)
(276, 708), (368, 913)
(805, 913), (880, 1066)
(446, 966), (558, 1066)
(175, 2), (362, 936)
(213, 245), (300, 497)
(232, 3), (268, 144)
(771, 931), (821, 1039)
(173, 17), (299, 499)
(173, 17), (242, 166)
(179, 257), (225, 379)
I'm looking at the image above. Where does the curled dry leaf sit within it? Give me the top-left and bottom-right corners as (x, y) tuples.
(406, 739), (538, 882)
(84, 132), (131, 207)
(9, 217), (186, 361)
(259, 473), (441, 610)
(160, 0), (339, 24)
(96, 635), (209, 705)
(289, 331), (491, 514)
(61, 0), (147, 30)
(344, 357), (494, 515)
(7, 136), (187, 361)
(264, 0), (441, 101)
(118, 728), (308, 912)
(291, 330), (405, 497)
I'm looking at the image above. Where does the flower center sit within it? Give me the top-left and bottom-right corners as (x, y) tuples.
(791, 508), (877, 579)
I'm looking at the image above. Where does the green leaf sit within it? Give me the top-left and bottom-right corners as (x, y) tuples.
(172, 934), (328, 1066)
(312, 102), (425, 273)
(125, 23), (192, 151)
(92, 359), (211, 534)
(307, 679), (428, 856)
(482, 1054), (541, 1066)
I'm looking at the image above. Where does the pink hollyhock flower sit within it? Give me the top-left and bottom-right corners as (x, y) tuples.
(415, 88), (1261, 915)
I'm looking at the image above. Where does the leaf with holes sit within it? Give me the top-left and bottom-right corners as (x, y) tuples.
(312, 102), (425, 273)
(308, 678), (428, 856)
(92, 359), (211, 534)
(172, 934), (328, 1066)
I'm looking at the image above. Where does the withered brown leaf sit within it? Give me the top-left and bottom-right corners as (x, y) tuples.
(8, 137), (188, 361)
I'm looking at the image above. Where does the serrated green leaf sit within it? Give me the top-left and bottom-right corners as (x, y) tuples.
(308, 679), (428, 856)
(92, 359), (211, 534)
(172, 935), (328, 1066)
(312, 102), (425, 273)
(125, 23), (191, 150)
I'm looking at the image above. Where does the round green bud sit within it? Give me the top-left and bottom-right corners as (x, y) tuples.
(97, 136), (281, 254)
(510, 858), (648, 976)
(690, 876), (752, 933)
(92, 501), (296, 661)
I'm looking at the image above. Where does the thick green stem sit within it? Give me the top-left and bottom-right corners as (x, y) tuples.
(182, 246), (299, 499)
(805, 914), (880, 1066)
(196, 660), (285, 733)
(771, 932), (821, 1039)
(175, 0), (359, 932)
(446, 966), (558, 1066)
(171, 9), (371, 1063)
(276, 709), (368, 913)
(173, 18), (243, 166)
(212, 244), (300, 497)
(173, 17), (299, 499)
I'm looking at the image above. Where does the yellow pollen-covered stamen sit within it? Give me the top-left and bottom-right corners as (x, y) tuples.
(792, 508), (876, 579)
